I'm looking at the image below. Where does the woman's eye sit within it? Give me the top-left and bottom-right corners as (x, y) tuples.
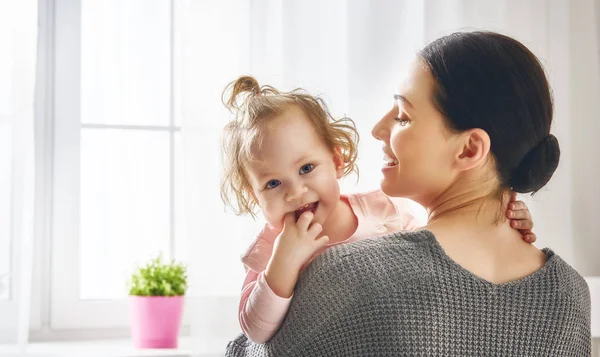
(395, 117), (410, 127)
(265, 179), (281, 189)
(300, 164), (314, 174)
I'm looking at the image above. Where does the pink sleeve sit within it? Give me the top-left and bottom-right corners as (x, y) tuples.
(389, 196), (427, 230)
(237, 225), (292, 344)
(238, 270), (293, 344)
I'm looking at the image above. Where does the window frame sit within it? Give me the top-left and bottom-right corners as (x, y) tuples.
(46, 0), (238, 335)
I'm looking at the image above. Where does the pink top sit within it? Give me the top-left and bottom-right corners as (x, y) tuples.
(238, 190), (422, 343)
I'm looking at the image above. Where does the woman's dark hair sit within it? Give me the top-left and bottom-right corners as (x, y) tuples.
(419, 31), (560, 194)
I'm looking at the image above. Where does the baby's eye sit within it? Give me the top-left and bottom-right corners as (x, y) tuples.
(299, 164), (314, 174)
(265, 179), (281, 189)
(394, 117), (410, 127)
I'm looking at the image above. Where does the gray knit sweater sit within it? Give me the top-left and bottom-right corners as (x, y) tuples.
(226, 230), (591, 356)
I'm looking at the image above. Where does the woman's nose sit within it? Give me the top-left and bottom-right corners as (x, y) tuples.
(372, 117), (387, 141)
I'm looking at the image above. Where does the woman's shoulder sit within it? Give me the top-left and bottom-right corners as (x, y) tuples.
(240, 223), (279, 273)
(302, 230), (439, 282)
(330, 229), (437, 258)
(546, 249), (591, 312)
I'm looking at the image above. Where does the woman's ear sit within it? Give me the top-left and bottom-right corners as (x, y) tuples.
(454, 128), (491, 171)
(333, 146), (345, 179)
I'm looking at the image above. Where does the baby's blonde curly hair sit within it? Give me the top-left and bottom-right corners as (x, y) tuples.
(220, 75), (360, 217)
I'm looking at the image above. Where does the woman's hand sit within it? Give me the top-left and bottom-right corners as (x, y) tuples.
(264, 211), (329, 298)
(506, 191), (537, 243)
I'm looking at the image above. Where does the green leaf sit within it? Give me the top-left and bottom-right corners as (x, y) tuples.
(127, 253), (188, 296)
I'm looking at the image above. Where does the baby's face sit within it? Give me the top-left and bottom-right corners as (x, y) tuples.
(245, 106), (344, 231)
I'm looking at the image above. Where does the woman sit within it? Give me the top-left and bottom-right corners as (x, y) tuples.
(226, 31), (591, 357)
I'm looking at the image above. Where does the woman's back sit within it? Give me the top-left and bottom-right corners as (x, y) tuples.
(226, 231), (591, 357)
(426, 209), (549, 285)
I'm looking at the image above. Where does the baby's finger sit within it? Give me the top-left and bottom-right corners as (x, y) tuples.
(283, 212), (296, 229)
(509, 191), (518, 202)
(524, 231), (537, 243)
(507, 208), (532, 222)
(296, 211), (314, 231)
(511, 219), (534, 231)
(508, 200), (527, 211)
(519, 229), (536, 243)
(307, 222), (323, 238)
(314, 235), (329, 247)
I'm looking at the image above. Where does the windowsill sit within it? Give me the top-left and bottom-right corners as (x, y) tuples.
(0, 337), (228, 357)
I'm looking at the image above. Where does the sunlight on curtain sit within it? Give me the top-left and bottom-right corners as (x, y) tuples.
(0, 0), (37, 352)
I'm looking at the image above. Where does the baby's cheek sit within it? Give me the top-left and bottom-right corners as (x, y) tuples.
(261, 204), (285, 229)
(325, 174), (341, 194)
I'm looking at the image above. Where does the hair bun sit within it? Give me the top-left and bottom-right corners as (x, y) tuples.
(510, 134), (560, 194)
(222, 75), (261, 111)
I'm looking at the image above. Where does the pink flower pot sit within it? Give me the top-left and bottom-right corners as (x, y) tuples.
(129, 296), (184, 348)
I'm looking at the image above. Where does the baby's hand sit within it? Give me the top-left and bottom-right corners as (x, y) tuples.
(506, 191), (537, 244)
(272, 211), (330, 271)
(264, 212), (329, 298)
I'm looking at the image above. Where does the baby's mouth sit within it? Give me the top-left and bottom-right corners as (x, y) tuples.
(294, 202), (318, 221)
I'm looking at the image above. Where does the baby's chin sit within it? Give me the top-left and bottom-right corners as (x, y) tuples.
(266, 223), (284, 233)
(263, 216), (282, 232)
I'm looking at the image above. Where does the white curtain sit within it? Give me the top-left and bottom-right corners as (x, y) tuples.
(0, 0), (38, 352)
(178, 0), (600, 353)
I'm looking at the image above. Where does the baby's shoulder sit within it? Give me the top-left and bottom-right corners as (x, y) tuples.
(346, 189), (394, 214)
(240, 224), (279, 273)
(346, 189), (425, 230)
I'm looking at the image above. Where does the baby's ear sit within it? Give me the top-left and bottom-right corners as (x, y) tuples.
(333, 146), (345, 179)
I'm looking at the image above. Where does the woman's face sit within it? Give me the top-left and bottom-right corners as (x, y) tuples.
(371, 59), (461, 206)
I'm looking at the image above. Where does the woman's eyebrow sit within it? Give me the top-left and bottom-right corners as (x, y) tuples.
(394, 94), (413, 108)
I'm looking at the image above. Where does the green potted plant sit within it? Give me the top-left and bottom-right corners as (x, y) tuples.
(128, 254), (187, 348)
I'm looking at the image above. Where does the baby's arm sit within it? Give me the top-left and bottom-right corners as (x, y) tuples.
(238, 269), (293, 344)
(238, 212), (328, 343)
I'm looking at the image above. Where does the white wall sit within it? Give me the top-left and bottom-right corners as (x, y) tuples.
(570, 0), (600, 277)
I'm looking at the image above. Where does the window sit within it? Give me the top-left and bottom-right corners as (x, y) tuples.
(50, 0), (188, 329)
(38, 0), (260, 337)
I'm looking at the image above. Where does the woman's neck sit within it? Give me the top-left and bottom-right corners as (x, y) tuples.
(426, 181), (509, 228)
(421, 181), (546, 285)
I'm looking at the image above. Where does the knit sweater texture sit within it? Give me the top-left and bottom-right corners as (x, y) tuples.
(226, 230), (591, 356)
